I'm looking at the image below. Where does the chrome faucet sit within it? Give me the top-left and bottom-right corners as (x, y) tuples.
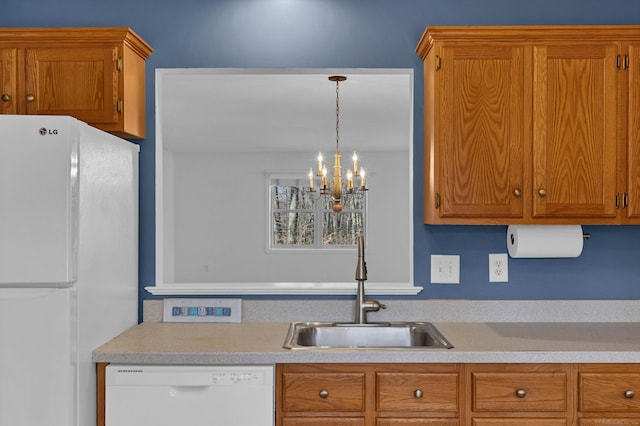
(354, 235), (386, 324)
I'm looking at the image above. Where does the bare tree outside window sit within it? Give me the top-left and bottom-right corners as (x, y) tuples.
(270, 177), (366, 249)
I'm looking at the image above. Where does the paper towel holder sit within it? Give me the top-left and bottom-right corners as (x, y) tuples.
(509, 231), (590, 245)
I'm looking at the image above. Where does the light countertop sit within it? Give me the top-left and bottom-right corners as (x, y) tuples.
(93, 321), (640, 364)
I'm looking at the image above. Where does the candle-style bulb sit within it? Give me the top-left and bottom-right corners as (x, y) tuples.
(352, 151), (359, 176)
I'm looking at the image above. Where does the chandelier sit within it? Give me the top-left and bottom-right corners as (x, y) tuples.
(308, 75), (367, 213)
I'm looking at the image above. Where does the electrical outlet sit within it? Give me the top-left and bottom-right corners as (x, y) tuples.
(489, 253), (508, 282)
(430, 255), (460, 284)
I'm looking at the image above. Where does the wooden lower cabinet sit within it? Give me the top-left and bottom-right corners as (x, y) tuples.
(277, 364), (461, 426)
(283, 418), (365, 425)
(578, 364), (640, 425)
(468, 364), (573, 425)
(472, 420), (567, 425)
(377, 420), (459, 425)
(96, 361), (640, 426)
(277, 363), (640, 425)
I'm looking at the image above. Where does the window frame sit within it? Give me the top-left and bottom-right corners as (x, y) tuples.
(267, 172), (368, 253)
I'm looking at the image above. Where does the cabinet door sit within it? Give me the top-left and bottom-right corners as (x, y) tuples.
(532, 44), (618, 218)
(0, 48), (17, 114)
(24, 47), (118, 124)
(438, 44), (525, 219)
(625, 43), (640, 219)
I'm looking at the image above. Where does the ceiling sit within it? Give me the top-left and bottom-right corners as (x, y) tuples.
(158, 69), (413, 154)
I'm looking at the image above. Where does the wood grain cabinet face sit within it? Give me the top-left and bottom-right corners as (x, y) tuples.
(0, 48), (17, 114)
(282, 418), (365, 426)
(282, 373), (365, 412)
(25, 48), (118, 124)
(532, 43), (618, 219)
(472, 419), (567, 425)
(579, 373), (640, 412)
(377, 372), (459, 412)
(624, 43), (640, 220)
(417, 25), (640, 224)
(0, 28), (151, 139)
(472, 372), (568, 412)
(277, 364), (461, 426)
(437, 44), (525, 220)
(377, 419), (459, 425)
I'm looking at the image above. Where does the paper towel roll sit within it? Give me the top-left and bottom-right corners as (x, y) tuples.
(507, 225), (584, 258)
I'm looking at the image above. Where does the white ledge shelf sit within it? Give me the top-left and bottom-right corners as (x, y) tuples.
(145, 282), (423, 296)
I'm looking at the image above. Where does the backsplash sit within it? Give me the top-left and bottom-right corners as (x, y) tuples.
(143, 299), (640, 324)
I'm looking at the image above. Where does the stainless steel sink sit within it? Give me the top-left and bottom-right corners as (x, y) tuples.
(283, 322), (453, 350)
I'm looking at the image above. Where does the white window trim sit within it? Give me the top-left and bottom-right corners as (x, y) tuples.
(149, 67), (421, 296)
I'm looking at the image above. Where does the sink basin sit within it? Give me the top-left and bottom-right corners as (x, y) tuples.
(283, 322), (453, 350)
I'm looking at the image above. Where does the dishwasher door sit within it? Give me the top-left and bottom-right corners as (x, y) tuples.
(105, 365), (274, 426)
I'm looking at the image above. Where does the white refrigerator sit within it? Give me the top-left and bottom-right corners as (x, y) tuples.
(0, 115), (139, 426)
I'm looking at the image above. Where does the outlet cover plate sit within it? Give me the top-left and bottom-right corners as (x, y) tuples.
(489, 253), (509, 282)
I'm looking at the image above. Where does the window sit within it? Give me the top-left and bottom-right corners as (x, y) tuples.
(270, 176), (366, 249)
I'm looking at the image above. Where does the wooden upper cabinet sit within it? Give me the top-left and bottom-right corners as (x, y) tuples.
(0, 28), (152, 139)
(417, 25), (640, 225)
(438, 44), (525, 220)
(0, 48), (17, 114)
(625, 43), (640, 220)
(532, 43), (618, 219)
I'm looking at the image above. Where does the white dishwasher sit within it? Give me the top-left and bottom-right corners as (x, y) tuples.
(105, 365), (274, 426)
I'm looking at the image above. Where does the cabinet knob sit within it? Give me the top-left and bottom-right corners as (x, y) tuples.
(319, 389), (329, 398)
(625, 390), (635, 399)
(513, 188), (522, 197)
(26, 94), (35, 102)
(414, 389), (423, 399)
(1, 93), (9, 102)
(516, 389), (527, 398)
(538, 188), (547, 197)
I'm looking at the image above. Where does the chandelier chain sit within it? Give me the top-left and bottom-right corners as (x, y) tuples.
(335, 79), (340, 154)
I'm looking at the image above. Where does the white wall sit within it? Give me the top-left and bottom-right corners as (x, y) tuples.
(165, 149), (409, 284)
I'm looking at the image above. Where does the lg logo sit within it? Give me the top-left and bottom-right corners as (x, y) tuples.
(39, 128), (59, 136)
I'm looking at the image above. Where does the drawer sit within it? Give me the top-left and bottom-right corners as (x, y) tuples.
(579, 373), (640, 412)
(283, 418), (365, 425)
(579, 420), (640, 425)
(472, 372), (567, 412)
(377, 372), (458, 412)
(282, 373), (365, 412)
(472, 420), (567, 425)
(377, 419), (459, 425)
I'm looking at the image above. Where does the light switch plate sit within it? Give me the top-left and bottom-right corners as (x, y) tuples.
(430, 255), (460, 284)
(163, 298), (242, 322)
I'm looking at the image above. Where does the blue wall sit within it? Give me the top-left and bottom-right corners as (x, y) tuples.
(3, 0), (640, 303)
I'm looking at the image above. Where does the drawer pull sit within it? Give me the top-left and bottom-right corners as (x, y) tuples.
(26, 94), (35, 102)
(625, 390), (635, 399)
(1, 93), (10, 102)
(538, 188), (547, 197)
(516, 389), (527, 398)
(319, 389), (329, 398)
(414, 389), (423, 399)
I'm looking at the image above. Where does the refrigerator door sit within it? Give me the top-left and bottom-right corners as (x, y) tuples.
(0, 287), (75, 426)
(0, 115), (78, 285)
